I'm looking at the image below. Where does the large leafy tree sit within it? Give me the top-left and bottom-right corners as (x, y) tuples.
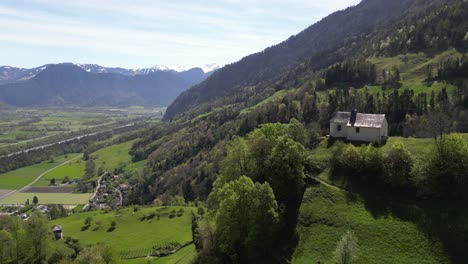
(210, 176), (279, 263)
(24, 212), (49, 264)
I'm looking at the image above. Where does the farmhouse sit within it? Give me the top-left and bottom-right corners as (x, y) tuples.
(330, 110), (388, 143)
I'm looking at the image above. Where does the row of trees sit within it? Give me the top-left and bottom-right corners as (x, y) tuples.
(330, 134), (468, 198)
(324, 60), (377, 87)
(436, 55), (468, 80)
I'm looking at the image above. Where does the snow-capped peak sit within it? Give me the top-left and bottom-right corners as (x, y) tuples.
(201, 63), (224, 73)
(150, 65), (173, 72)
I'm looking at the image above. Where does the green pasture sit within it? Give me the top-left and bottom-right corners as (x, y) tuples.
(121, 244), (196, 264)
(50, 206), (194, 255)
(32, 157), (85, 187)
(292, 185), (453, 264)
(0, 154), (81, 190)
(92, 139), (143, 174)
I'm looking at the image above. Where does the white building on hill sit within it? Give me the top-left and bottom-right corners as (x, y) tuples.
(330, 110), (388, 143)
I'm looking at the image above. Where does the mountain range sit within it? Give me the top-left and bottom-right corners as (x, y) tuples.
(0, 63), (222, 107)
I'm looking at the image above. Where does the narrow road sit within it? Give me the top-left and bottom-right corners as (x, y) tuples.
(0, 154), (83, 200)
(83, 172), (106, 211)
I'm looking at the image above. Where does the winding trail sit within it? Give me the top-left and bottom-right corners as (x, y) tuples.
(0, 154), (83, 201)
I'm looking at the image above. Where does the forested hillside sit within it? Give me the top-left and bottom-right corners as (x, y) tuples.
(164, 0), (462, 120)
(118, 0), (468, 262)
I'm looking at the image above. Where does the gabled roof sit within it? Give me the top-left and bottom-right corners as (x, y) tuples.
(330, 112), (351, 123)
(331, 112), (386, 128)
(51, 225), (62, 232)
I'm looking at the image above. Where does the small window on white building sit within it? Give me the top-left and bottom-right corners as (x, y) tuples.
(356, 127), (360, 133)
(337, 124), (342, 131)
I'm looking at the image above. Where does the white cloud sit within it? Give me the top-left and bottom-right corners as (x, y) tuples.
(0, 0), (361, 68)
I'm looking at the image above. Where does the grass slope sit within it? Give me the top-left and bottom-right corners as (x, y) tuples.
(293, 185), (450, 264)
(123, 244), (196, 264)
(0, 154), (81, 189)
(50, 207), (194, 255)
(92, 139), (144, 174)
(368, 49), (462, 82)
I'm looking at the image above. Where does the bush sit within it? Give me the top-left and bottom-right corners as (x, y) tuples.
(412, 134), (468, 197)
(382, 142), (413, 188)
(334, 230), (359, 264)
(331, 143), (382, 182)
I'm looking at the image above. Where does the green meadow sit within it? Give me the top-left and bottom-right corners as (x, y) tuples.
(0, 154), (81, 190)
(50, 206), (195, 262)
(33, 157), (85, 187)
(292, 185), (452, 264)
(120, 244), (196, 264)
(92, 139), (144, 174)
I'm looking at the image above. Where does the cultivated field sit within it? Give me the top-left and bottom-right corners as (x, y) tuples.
(0, 154), (81, 190)
(122, 244), (196, 264)
(23, 186), (75, 193)
(0, 107), (164, 147)
(50, 206), (195, 262)
(0, 192), (92, 205)
(32, 158), (85, 187)
(0, 189), (13, 198)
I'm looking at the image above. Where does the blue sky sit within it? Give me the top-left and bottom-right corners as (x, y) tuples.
(0, 0), (361, 69)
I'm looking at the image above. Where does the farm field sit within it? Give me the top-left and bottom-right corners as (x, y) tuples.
(0, 189), (13, 198)
(292, 185), (453, 264)
(0, 153), (81, 190)
(121, 244), (196, 264)
(0, 107), (164, 147)
(32, 158), (85, 187)
(50, 206), (195, 260)
(0, 192), (92, 205)
(23, 186), (75, 193)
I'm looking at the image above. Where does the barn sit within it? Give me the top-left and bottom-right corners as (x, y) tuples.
(330, 110), (388, 143)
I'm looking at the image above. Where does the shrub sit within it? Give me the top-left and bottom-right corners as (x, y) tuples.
(333, 230), (359, 264)
(331, 143), (383, 182)
(412, 134), (468, 196)
(382, 142), (413, 188)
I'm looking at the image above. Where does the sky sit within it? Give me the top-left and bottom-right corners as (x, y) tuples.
(0, 0), (361, 69)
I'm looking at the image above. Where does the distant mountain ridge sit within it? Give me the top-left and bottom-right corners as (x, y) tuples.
(0, 63), (222, 107)
(0, 63), (223, 86)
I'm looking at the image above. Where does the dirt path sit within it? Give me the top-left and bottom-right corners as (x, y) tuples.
(0, 154), (83, 201)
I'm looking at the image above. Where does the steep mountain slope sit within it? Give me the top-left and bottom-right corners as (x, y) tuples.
(128, 0), (468, 202)
(0, 65), (48, 85)
(164, 0), (455, 119)
(0, 64), (194, 107)
(0, 64), (212, 107)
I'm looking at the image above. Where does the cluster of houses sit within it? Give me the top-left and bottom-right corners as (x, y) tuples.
(84, 173), (132, 211)
(1, 204), (50, 221)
